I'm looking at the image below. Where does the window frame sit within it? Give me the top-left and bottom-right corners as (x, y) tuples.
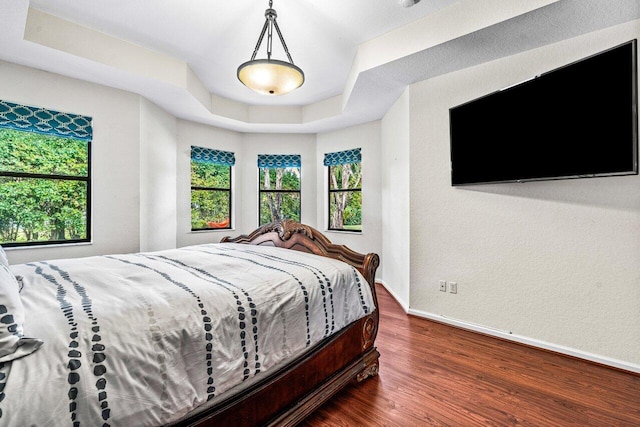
(190, 147), (234, 231)
(0, 120), (92, 248)
(257, 154), (302, 227)
(324, 148), (362, 233)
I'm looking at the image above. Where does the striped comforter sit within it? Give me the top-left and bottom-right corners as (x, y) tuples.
(2, 243), (375, 426)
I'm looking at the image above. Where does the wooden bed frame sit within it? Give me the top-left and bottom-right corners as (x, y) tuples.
(176, 220), (380, 427)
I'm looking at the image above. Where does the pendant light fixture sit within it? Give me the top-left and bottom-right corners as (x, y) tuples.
(237, 0), (304, 96)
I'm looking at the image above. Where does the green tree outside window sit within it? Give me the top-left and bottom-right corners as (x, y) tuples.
(328, 162), (362, 231)
(259, 166), (301, 226)
(0, 129), (90, 246)
(191, 157), (232, 230)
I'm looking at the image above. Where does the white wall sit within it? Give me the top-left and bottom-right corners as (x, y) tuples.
(140, 98), (177, 252)
(406, 20), (640, 369)
(240, 133), (317, 234)
(176, 120), (243, 248)
(0, 60), (142, 264)
(175, 125), (318, 246)
(176, 122), (377, 256)
(380, 89), (411, 308)
(316, 121), (382, 265)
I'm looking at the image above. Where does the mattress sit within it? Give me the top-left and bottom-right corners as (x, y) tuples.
(1, 243), (375, 426)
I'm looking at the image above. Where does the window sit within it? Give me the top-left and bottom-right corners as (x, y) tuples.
(190, 146), (234, 230)
(325, 148), (362, 232)
(0, 100), (92, 247)
(258, 154), (301, 226)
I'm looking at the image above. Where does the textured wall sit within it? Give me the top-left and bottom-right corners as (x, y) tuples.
(380, 89), (411, 306)
(316, 122), (383, 260)
(0, 61), (142, 264)
(407, 20), (640, 368)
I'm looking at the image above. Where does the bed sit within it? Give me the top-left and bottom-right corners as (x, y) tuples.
(0, 220), (380, 426)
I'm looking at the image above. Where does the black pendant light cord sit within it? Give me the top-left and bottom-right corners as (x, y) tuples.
(248, 0), (296, 65)
(237, 0), (304, 95)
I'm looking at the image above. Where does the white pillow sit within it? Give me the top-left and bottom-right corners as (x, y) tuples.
(0, 245), (8, 268)
(0, 262), (43, 362)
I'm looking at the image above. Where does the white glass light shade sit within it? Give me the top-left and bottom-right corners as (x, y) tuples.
(237, 59), (304, 95)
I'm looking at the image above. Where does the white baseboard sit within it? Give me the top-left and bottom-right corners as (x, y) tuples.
(376, 279), (410, 312)
(375, 281), (640, 374)
(406, 308), (640, 375)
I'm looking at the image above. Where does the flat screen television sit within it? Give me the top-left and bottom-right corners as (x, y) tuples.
(449, 39), (638, 186)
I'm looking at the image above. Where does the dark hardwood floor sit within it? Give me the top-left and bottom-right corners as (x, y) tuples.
(302, 284), (640, 426)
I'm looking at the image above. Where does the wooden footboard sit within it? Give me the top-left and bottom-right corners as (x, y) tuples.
(178, 220), (380, 427)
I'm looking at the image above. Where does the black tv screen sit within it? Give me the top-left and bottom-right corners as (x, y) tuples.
(449, 40), (638, 186)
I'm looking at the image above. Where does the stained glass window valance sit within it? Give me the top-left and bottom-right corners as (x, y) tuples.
(323, 148), (361, 166)
(257, 154), (301, 168)
(191, 146), (235, 166)
(0, 100), (93, 141)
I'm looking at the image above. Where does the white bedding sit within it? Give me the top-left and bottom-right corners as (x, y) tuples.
(1, 243), (375, 426)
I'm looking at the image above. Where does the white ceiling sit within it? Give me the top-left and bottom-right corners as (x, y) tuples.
(26, 0), (458, 107)
(0, 0), (639, 133)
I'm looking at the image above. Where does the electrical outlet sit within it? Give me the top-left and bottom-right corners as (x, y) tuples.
(449, 282), (457, 294)
(439, 280), (447, 292)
